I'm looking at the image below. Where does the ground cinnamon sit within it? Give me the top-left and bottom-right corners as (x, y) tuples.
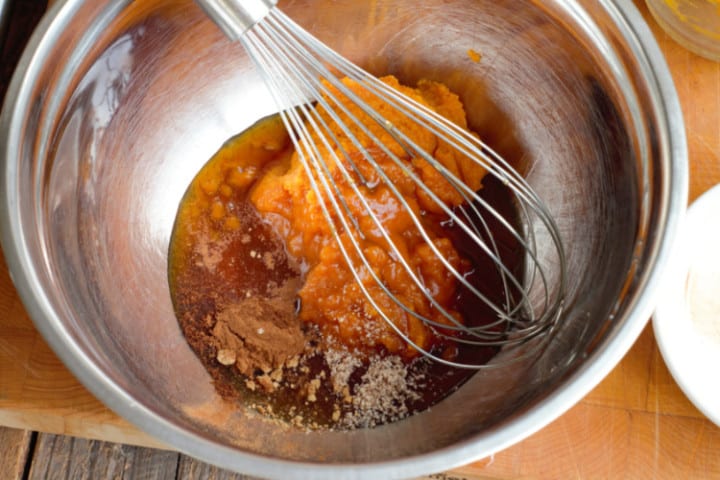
(212, 279), (304, 377)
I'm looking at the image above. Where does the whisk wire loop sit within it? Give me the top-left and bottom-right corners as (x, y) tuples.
(245, 20), (532, 339)
(253, 13), (532, 303)
(258, 10), (563, 316)
(199, 2), (567, 368)
(245, 25), (487, 337)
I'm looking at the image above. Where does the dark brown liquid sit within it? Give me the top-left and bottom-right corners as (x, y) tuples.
(168, 114), (524, 428)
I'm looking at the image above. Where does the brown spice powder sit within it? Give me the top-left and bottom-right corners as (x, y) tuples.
(212, 279), (304, 377)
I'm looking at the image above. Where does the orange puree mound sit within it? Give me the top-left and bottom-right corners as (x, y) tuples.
(250, 76), (487, 360)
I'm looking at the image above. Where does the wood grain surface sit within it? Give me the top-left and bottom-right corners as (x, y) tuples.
(1, 1), (719, 479)
(0, 428), (33, 479)
(1, 427), (262, 480)
(26, 434), (179, 480)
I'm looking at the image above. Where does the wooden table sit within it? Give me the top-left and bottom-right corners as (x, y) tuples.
(1, 1), (719, 478)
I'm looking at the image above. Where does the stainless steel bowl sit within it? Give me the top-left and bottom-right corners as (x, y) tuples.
(0, 0), (687, 478)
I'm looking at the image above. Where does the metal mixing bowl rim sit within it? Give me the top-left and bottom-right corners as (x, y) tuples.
(0, 0), (688, 478)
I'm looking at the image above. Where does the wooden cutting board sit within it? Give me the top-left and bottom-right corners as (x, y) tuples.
(1, 1), (719, 478)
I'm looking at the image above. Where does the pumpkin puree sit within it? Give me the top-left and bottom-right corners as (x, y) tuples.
(245, 75), (487, 360)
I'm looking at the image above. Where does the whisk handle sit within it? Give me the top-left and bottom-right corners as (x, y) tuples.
(195, 0), (277, 40)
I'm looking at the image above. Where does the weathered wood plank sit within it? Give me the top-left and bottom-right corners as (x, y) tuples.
(177, 454), (258, 479)
(0, 427), (33, 479)
(125, 446), (178, 480)
(27, 433), (179, 480)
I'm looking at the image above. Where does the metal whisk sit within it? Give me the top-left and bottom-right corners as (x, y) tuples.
(195, 0), (567, 368)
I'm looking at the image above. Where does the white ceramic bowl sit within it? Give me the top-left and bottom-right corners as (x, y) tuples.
(654, 184), (720, 427)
